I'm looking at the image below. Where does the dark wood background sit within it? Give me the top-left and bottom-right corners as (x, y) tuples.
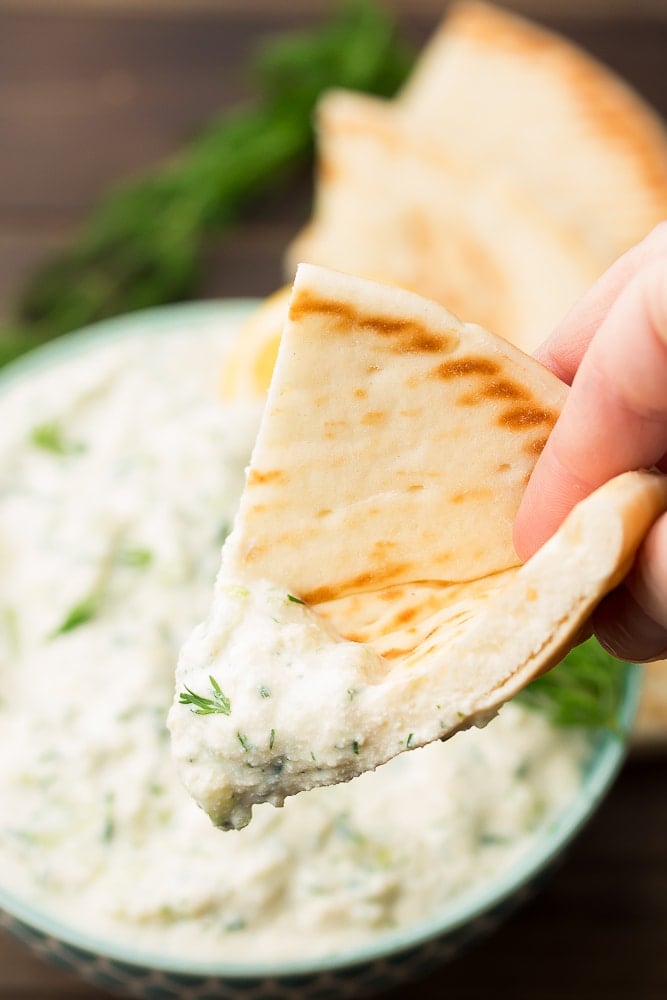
(0, 2), (666, 997)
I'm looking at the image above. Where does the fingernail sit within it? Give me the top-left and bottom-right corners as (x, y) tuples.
(593, 585), (667, 662)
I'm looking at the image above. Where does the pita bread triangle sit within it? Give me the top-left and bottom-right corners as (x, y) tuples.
(216, 264), (667, 787)
(286, 90), (600, 352)
(398, 1), (667, 267)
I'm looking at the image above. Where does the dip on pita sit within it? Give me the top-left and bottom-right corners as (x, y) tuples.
(168, 266), (667, 830)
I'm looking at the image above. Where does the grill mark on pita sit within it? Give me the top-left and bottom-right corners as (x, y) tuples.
(380, 647), (412, 660)
(523, 435), (549, 456)
(394, 606), (418, 625)
(289, 291), (457, 354)
(304, 561), (410, 605)
(451, 487), (492, 504)
(247, 468), (287, 486)
(431, 357), (500, 380)
(361, 410), (386, 426)
(458, 378), (531, 406)
(499, 405), (556, 430)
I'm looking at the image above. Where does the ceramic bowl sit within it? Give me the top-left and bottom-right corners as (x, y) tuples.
(0, 304), (641, 1000)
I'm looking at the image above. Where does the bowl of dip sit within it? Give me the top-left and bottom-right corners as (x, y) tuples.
(0, 302), (639, 1000)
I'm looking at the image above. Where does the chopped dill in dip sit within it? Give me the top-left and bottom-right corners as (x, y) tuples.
(0, 311), (588, 963)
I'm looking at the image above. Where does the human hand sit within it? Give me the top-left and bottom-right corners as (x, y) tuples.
(514, 224), (667, 662)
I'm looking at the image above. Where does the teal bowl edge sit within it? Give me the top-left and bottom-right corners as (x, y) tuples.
(0, 301), (643, 981)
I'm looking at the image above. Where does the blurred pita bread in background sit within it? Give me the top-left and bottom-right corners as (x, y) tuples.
(398, 1), (667, 271)
(286, 91), (600, 351)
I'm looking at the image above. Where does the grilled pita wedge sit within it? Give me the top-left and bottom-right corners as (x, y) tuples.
(287, 92), (599, 351)
(186, 265), (667, 823)
(398, 1), (667, 268)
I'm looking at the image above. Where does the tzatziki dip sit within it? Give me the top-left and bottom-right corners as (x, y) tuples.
(0, 308), (588, 962)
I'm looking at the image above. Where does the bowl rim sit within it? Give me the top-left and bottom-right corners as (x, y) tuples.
(0, 301), (641, 979)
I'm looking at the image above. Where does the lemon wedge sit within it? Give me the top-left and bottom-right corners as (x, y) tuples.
(220, 285), (291, 401)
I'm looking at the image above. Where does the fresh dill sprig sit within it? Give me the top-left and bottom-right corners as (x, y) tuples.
(517, 636), (627, 731)
(179, 676), (232, 716)
(287, 594), (305, 605)
(2, 1), (412, 357)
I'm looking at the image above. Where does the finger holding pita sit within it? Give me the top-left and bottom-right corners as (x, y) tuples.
(514, 253), (667, 661)
(534, 222), (667, 384)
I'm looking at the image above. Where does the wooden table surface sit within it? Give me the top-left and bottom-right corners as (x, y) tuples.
(1, 2), (666, 998)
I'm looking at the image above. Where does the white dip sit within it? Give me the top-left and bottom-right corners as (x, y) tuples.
(0, 311), (588, 962)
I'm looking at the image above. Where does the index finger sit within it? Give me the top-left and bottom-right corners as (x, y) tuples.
(535, 222), (667, 384)
(514, 257), (667, 561)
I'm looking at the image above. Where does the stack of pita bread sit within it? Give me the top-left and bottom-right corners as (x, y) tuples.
(280, 2), (667, 747)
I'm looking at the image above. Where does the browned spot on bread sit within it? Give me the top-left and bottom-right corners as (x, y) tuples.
(500, 405), (556, 430)
(454, 375), (531, 406)
(372, 540), (398, 556)
(394, 606), (418, 625)
(497, 462), (511, 473)
(432, 357), (500, 380)
(381, 647), (410, 661)
(523, 435), (549, 456)
(407, 483), (424, 492)
(380, 588), (403, 602)
(317, 508), (332, 518)
(244, 544), (266, 562)
(450, 487), (492, 504)
(288, 290), (456, 354)
(354, 388), (368, 399)
(247, 468), (286, 486)
(304, 561), (409, 604)
(361, 410), (386, 426)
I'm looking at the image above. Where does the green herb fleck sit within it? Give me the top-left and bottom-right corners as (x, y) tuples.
(352, 740), (360, 755)
(225, 917), (246, 933)
(269, 728), (276, 750)
(179, 675), (232, 716)
(118, 546), (153, 568)
(347, 688), (357, 701)
(237, 732), (250, 752)
(310, 751), (317, 763)
(102, 792), (115, 844)
(287, 593), (305, 605)
(259, 685), (271, 699)
(30, 421), (86, 456)
(51, 596), (98, 637)
(406, 733), (415, 749)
